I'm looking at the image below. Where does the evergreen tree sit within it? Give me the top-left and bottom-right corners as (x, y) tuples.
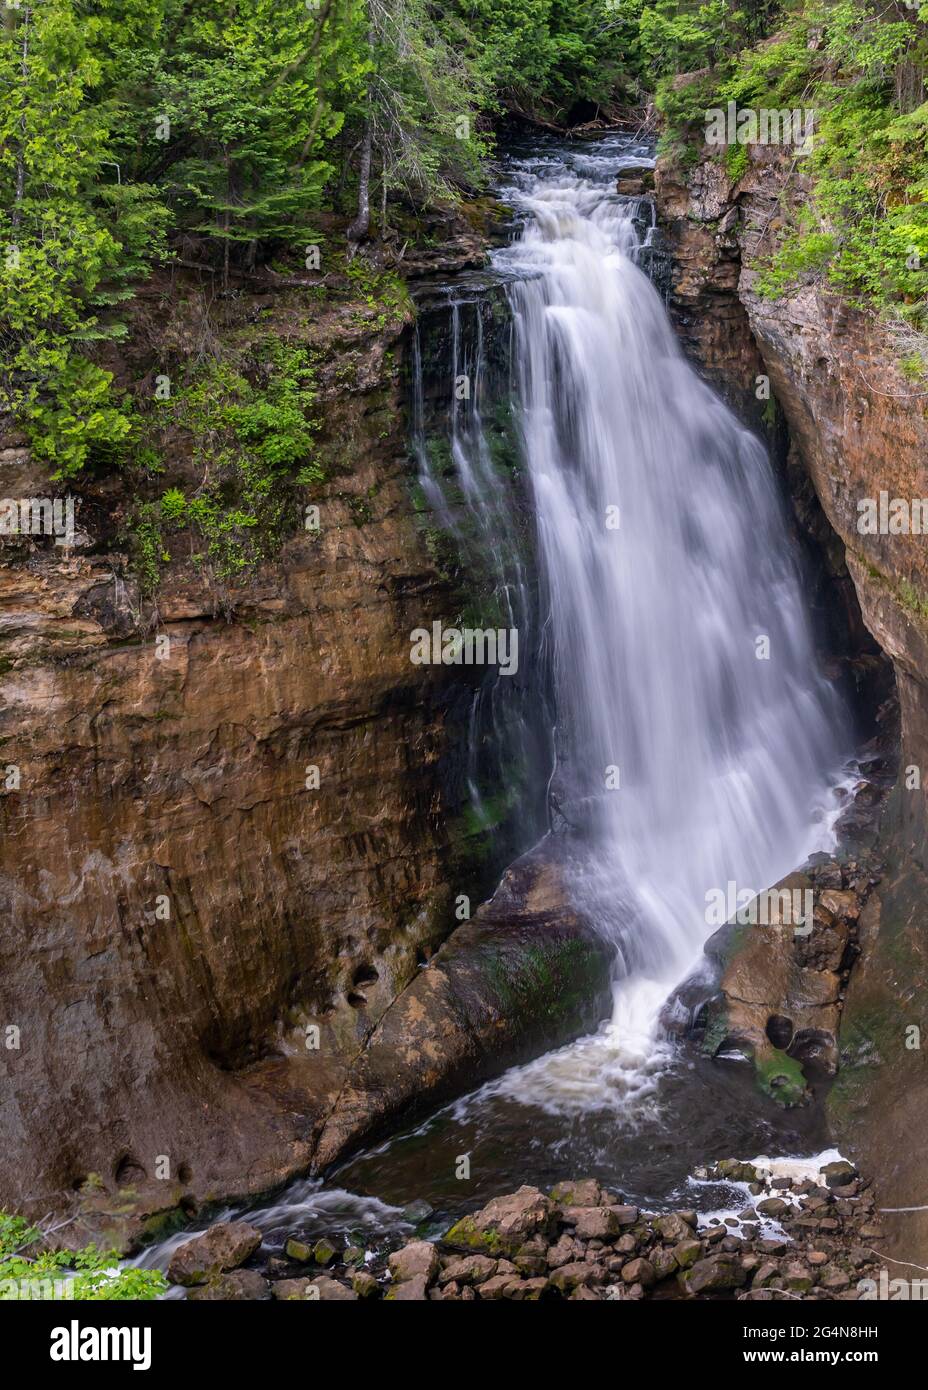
(122, 0), (368, 271)
(0, 0), (167, 475)
(348, 0), (489, 242)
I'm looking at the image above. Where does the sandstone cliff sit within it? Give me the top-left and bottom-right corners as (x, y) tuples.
(0, 261), (583, 1247)
(656, 145), (928, 1264)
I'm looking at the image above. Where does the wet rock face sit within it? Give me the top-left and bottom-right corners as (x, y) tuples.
(653, 157), (767, 424)
(657, 145), (924, 826)
(309, 846), (614, 1174)
(700, 857), (882, 1105)
(0, 295), (498, 1234)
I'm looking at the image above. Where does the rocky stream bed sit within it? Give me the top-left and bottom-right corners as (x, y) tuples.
(163, 1157), (887, 1302)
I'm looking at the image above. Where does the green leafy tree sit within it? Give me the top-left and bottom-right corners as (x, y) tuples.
(139, 0), (367, 270)
(446, 0), (647, 123)
(347, 0), (490, 242)
(0, 0), (168, 476)
(639, 0), (733, 77)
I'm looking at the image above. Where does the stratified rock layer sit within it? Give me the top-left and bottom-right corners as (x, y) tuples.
(0, 274), (584, 1241)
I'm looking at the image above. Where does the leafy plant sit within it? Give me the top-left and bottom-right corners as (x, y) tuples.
(139, 340), (323, 584)
(0, 1212), (165, 1301)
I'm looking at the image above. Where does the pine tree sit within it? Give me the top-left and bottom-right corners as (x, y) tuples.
(142, 0), (368, 271)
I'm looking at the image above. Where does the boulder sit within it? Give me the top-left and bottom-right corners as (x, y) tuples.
(548, 1261), (597, 1294)
(477, 1274), (523, 1299)
(756, 1197), (789, 1217)
(310, 1276), (358, 1301)
(615, 163), (655, 196)
(547, 1234), (582, 1268)
(313, 1237), (338, 1266)
(700, 871), (846, 1100)
(388, 1240), (440, 1285)
(651, 1248), (678, 1280)
(167, 1221), (262, 1286)
(608, 1205), (639, 1226)
(402, 1199), (434, 1225)
(443, 1186), (553, 1257)
(819, 890), (860, 922)
(752, 1261), (781, 1288)
(439, 1255), (498, 1286)
(272, 1278), (312, 1300)
(187, 1270), (270, 1301)
(783, 1261), (815, 1293)
(680, 1253), (748, 1294)
(550, 1179), (604, 1207)
(672, 1238), (703, 1269)
(655, 1213), (692, 1243)
(386, 1274), (429, 1301)
(821, 1160), (858, 1189)
(621, 1257), (656, 1288)
(569, 1207), (620, 1240)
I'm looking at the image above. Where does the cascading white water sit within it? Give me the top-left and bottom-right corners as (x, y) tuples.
(479, 139), (848, 1114)
(131, 141), (856, 1276)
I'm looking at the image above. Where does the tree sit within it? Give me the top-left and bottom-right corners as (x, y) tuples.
(0, 0), (167, 475)
(347, 0), (489, 243)
(140, 0), (368, 270)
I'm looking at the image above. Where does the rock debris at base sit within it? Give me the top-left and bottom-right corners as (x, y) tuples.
(168, 1158), (886, 1301)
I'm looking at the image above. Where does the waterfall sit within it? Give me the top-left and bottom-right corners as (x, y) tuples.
(465, 136), (849, 1113)
(410, 280), (553, 848)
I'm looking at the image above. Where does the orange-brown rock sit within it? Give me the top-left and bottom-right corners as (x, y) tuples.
(0, 287), (493, 1241)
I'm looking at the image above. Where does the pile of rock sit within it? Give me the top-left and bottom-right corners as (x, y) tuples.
(165, 1159), (885, 1301)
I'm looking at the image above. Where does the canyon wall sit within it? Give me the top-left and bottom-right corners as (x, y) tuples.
(0, 268), (539, 1245)
(657, 146), (928, 1263)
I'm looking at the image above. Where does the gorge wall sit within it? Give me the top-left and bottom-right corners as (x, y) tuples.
(656, 145), (928, 1265)
(0, 256), (575, 1247)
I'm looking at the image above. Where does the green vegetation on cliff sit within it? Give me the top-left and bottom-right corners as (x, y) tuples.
(0, 0), (659, 478)
(7, 1), (928, 477)
(654, 2), (928, 336)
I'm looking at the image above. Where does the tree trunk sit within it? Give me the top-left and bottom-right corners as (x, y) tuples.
(895, 57), (924, 115)
(347, 114), (372, 244)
